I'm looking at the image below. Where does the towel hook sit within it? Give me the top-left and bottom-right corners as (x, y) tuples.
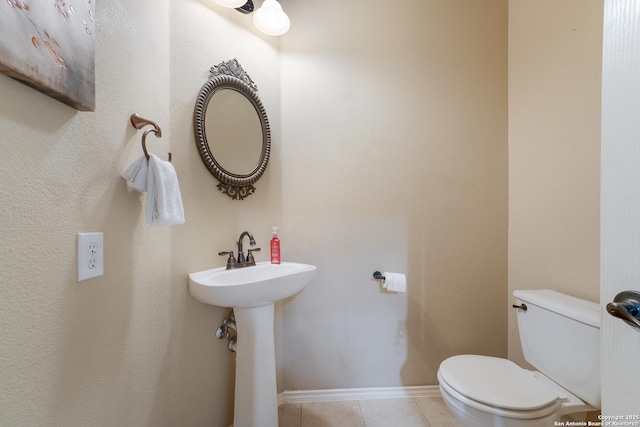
(130, 114), (171, 162)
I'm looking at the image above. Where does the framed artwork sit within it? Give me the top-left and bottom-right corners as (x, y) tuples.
(0, 0), (95, 111)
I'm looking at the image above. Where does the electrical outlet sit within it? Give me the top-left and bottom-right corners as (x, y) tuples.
(78, 232), (104, 281)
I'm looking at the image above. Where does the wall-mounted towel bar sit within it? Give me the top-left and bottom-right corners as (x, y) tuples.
(130, 113), (171, 162)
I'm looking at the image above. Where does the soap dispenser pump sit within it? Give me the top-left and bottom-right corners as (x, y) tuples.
(270, 227), (280, 264)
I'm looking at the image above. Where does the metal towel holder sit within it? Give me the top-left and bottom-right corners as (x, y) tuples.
(130, 113), (171, 162)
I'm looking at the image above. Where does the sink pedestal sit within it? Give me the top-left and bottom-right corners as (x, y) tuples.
(233, 304), (278, 427)
(188, 262), (317, 427)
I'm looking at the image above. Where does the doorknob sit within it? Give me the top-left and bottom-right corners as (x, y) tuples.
(606, 290), (640, 330)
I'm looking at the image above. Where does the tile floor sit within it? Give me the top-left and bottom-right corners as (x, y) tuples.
(278, 397), (462, 427)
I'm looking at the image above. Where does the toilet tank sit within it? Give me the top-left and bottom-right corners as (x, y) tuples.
(514, 289), (600, 409)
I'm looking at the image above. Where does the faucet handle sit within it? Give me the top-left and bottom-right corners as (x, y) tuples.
(246, 247), (261, 263)
(218, 251), (237, 269)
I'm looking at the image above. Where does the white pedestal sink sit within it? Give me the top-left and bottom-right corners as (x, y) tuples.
(188, 262), (316, 427)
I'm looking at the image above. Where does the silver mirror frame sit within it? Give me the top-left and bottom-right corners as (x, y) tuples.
(194, 59), (270, 200)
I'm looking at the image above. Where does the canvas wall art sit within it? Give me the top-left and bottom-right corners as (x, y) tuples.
(0, 0), (95, 111)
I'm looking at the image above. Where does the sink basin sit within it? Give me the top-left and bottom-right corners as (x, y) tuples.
(189, 261), (316, 308)
(189, 260), (316, 427)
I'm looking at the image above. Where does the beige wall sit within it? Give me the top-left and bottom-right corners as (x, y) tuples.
(279, 0), (508, 389)
(508, 0), (602, 365)
(0, 0), (508, 425)
(0, 0), (280, 425)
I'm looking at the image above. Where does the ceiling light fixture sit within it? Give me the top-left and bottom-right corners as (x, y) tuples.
(214, 0), (247, 8)
(214, 0), (289, 36)
(253, 0), (290, 36)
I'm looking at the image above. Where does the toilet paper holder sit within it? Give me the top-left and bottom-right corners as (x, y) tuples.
(373, 271), (386, 281)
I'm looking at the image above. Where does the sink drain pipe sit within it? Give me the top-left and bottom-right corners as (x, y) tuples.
(216, 309), (237, 352)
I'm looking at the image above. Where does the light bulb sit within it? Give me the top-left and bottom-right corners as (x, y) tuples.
(214, 0), (247, 8)
(253, 0), (290, 36)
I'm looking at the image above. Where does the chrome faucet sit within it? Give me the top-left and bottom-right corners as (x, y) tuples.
(219, 231), (261, 269)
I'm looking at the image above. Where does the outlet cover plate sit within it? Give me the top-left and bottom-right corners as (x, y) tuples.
(77, 232), (103, 281)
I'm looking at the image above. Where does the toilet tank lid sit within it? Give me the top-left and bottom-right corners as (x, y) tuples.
(513, 289), (600, 328)
(439, 355), (559, 411)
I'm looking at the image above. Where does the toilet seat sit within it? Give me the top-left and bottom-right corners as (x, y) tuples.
(438, 355), (562, 419)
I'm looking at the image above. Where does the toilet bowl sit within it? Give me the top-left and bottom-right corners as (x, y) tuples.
(438, 355), (593, 427)
(437, 290), (600, 427)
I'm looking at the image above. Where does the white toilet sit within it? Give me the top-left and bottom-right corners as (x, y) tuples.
(437, 289), (600, 427)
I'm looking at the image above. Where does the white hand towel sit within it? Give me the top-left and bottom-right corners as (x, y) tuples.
(383, 272), (407, 293)
(122, 154), (148, 192)
(146, 153), (185, 226)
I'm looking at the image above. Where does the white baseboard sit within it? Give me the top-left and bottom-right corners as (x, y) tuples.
(278, 385), (441, 405)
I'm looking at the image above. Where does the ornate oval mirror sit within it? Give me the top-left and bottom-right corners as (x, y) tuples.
(194, 59), (270, 200)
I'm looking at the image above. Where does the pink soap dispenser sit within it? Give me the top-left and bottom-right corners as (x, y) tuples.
(270, 227), (281, 264)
